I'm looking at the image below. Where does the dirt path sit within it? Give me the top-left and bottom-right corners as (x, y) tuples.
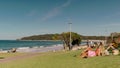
(0, 53), (40, 63)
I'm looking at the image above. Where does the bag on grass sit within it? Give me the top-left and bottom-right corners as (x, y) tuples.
(104, 50), (109, 55)
(112, 49), (119, 55)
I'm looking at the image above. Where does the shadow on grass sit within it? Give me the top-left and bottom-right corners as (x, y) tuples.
(0, 57), (4, 59)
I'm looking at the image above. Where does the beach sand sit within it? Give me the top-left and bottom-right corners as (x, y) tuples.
(16, 44), (64, 53)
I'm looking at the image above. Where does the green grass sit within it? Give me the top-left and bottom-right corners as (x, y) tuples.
(0, 50), (120, 68)
(0, 53), (24, 59)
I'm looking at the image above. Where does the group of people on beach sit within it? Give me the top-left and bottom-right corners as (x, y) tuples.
(80, 40), (119, 58)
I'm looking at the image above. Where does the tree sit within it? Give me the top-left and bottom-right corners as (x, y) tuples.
(61, 32), (81, 50)
(52, 34), (61, 40)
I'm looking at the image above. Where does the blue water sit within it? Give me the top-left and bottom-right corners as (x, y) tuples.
(0, 40), (63, 50)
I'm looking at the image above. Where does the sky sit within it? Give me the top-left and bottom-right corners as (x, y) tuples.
(0, 0), (120, 40)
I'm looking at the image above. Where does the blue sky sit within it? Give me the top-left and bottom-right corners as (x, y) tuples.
(0, 0), (120, 40)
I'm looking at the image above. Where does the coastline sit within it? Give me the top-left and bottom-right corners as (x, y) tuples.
(0, 44), (88, 53)
(17, 40), (62, 41)
(0, 44), (64, 53)
(0, 40), (87, 53)
(16, 44), (63, 53)
(0, 40), (63, 50)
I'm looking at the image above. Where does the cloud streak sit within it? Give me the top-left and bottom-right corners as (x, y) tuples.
(100, 23), (120, 27)
(27, 10), (38, 16)
(41, 0), (72, 21)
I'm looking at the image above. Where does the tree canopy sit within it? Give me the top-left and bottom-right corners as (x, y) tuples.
(61, 32), (81, 50)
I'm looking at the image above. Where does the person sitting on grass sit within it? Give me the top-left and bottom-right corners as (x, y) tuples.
(95, 42), (105, 56)
(80, 42), (106, 58)
(106, 43), (119, 55)
(80, 45), (96, 58)
(106, 41), (119, 55)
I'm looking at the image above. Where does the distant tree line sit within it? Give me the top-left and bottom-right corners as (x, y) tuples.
(81, 36), (106, 40)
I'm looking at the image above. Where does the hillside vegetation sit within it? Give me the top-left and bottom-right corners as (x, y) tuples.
(19, 33), (106, 40)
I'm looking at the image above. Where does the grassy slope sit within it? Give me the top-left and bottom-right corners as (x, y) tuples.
(0, 53), (24, 59)
(0, 50), (120, 68)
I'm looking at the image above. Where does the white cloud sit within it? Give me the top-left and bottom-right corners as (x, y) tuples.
(41, 7), (61, 21)
(27, 10), (37, 16)
(103, 23), (120, 27)
(61, 0), (71, 7)
(41, 0), (72, 21)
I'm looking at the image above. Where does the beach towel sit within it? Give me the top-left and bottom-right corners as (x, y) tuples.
(88, 50), (96, 57)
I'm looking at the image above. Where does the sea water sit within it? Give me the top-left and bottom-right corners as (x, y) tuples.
(0, 40), (63, 50)
(0, 40), (87, 51)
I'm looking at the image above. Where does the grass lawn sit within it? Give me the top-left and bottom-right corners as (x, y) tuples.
(0, 53), (25, 59)
(0, 50), (120, 68)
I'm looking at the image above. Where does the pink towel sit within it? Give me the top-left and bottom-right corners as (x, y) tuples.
(88, 50), (96, 57)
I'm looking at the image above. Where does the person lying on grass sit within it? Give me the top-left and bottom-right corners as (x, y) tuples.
(80, 42), (106, 58)
(106, 42), (119, 55)
(80, 41), (119, 58)
(80, 45), (96, 58)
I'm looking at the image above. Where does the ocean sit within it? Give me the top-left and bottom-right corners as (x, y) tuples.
(0, 40), (63, 50)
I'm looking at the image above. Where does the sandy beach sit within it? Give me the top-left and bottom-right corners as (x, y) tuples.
(16, 44), (64, 53)
(0, 44), (64, 53)
(0, 44), (88, 53)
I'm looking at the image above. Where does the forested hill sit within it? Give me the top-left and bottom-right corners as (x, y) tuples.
(19, 33), (106, 40)
(19, 34), (62, 40)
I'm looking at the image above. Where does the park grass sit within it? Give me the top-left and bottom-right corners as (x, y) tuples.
(0, 50), (120, 68)
(0, 53), (25, 59)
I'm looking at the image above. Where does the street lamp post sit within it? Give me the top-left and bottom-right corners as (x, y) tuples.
(68, 23), (72, 49)
(105, 29), (107, 46)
